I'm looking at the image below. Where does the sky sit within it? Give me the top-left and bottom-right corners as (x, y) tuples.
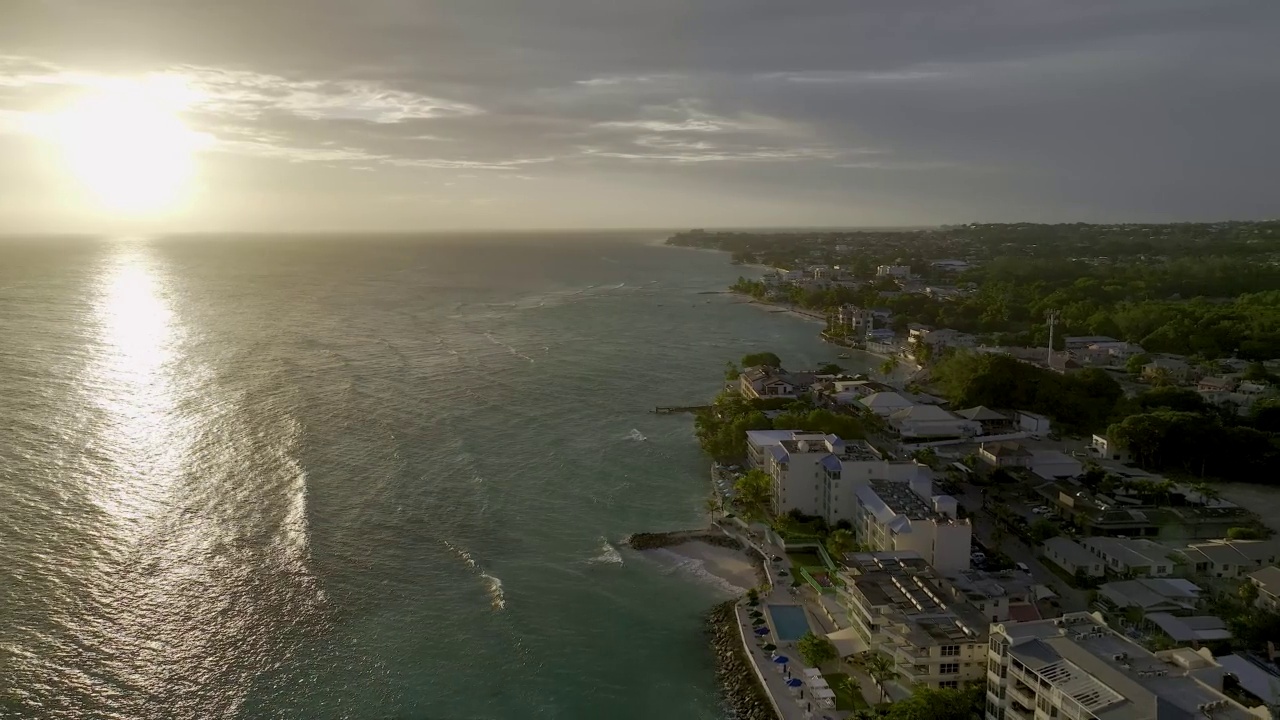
(1, 0), (1277, 232)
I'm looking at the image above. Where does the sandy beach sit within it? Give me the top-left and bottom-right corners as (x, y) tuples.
(646, 540), (763, 595)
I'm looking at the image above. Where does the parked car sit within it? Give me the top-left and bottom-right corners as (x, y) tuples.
(1015, 562), (1031, 573)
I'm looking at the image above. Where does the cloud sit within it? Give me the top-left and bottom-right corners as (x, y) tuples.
(758, 68), (949, 84)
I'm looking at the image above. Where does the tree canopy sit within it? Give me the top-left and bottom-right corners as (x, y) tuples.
(741, 352), (782, 368)
(931, 351), (1122, 433)
(796, 631), (839, 668)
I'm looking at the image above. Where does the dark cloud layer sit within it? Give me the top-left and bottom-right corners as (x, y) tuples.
(1, 0), (1277, 230)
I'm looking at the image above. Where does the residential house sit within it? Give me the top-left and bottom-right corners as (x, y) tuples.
(979, 441), (1033, 468)
(738, 365), (816, 399)
(1177, 539), (1279, 579)
(1091, 341), (1146, 363)
(1095, 578), (1203, 614)
(852, 479), (971, 573)
(1029, 450), (1083, 480)
(1144, 614), (1232, 646)
(1091, 434), (1132, 464)
(1216, 653), (1280, 710)
(939, 568), (1038, 624)
(838, 552), (988, 690)
(1064, 335), (1119, 350)
(1015, 411), (1052, 436)
(930, 259), (971, 273)
(1081, 537), (1174, 577)
(1143, 357), (1193, 384)
(1042, 537), (1105, 578)
(859, 391), (916, 417)
(954, 406), (1013, 435)
(986, 613), (1264, 720)
(1249, 566), (1280, 611)
(909, 327), (978, 351)
(889, 405), (981, 440)
(1198, 376), (1238, 394)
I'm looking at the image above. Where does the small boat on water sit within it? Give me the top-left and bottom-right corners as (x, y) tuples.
(837, 353), (851, 359)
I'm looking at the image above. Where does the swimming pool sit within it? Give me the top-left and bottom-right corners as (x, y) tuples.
(767, 604), (811, 641)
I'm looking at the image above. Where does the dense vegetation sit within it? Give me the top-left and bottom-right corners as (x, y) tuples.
(715, 222), (1280, 360)
(928, 350), (1280, 484)
(930, 352), (1122, 433)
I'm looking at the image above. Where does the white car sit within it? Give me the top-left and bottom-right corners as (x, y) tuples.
(1031, 507), (1045, 515)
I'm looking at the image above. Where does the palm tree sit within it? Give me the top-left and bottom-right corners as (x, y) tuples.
(705, 495), (723, 518)
(1148, 366), (1173, 387)
(864, 652), (896, 703)
(1155, 479), (1176, 507)
(1191, 482), (1221, 507)
(826, 528), (857, 557)
(879, 357), (899, 376)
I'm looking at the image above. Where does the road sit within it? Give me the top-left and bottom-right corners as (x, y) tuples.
(951, 483), (1093, 614)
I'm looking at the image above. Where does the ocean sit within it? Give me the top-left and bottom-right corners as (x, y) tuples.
(0, 233), (876, 720)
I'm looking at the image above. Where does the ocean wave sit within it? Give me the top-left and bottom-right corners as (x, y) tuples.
(445, 540), (506, 610)
(624, 428), (647, 442)
(482, 573), (506, 610)
(588, 536), (624, 566)
(651, 549), (748, 596)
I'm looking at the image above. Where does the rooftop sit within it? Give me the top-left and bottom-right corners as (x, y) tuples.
(866, 479), (943, 522)
(998, 613), (1260, 720)
(840, 553), (988, 648)
(983, 440), (1032, 458)
(1146, 613), (1232, 643)
(1250, 566), (1280, 596)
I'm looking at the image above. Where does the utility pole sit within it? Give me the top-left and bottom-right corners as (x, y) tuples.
(1046, 310), (1060, 370)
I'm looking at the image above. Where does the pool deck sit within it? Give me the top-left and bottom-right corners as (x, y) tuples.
(720, 522), (851, 720)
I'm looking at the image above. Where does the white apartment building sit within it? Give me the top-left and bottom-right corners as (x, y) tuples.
(745, 431), (931, 524)
(837, 304), (875, 335)
(852, 478), (971, 573)
(838, 552), (989, 691)
(986, 613), (1268, 720)
(877, 264), (912, 279)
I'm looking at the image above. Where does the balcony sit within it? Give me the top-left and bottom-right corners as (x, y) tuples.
(1008, 681), (1036, 709)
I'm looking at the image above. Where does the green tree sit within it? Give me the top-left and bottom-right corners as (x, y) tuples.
(1243, 362), (1275, 383)
(863, 652), (896, 703)
(734, 470), (773, 518)
(741, 352), (782, 368)
(882, 683), (984, 720)
(1029, 518), (1059, 543)
(1228, 526), (1265, 540)
(879, 356), (900, 375)
(797, 631), (839, 668)
(1240, 579), (1261, 606)
(818, 363), (845, 376)
(724, 361), (741, 381)
(826, 528), (857, 557)
(1125, 353), (1152, 375)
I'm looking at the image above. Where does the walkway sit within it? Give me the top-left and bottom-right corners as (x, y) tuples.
(718, 521), (849, 719)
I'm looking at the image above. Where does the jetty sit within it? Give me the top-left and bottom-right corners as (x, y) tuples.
(653, 405), (711, 414)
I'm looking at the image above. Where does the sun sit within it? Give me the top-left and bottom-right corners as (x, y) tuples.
(50, 77), (212, 215)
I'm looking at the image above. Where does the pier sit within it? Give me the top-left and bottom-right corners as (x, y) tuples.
(653, 405), (711, 414)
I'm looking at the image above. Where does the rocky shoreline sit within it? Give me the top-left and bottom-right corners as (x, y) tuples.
(706, 601), (777, 720)
(625, 528), (743, 551)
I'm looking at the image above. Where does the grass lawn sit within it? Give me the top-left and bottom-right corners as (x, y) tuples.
(822, 673), (869, 712)
(787, 551), (823, 567)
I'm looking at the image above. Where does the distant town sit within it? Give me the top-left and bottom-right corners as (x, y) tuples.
(670, 223), (1280, 720)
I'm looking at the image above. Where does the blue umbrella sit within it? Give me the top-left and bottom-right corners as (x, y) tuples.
(786, 678), (803, 688)
(773, 655), (790, 664)
(754, 627), (770, 636)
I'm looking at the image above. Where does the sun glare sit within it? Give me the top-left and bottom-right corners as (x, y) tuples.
(50, 77), (211, 215)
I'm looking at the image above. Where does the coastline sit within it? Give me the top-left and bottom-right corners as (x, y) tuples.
(627, 528), (777, 719)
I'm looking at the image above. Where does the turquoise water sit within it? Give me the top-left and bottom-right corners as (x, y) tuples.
(767, 605), (813, 642)
(0, 233), (877, 719)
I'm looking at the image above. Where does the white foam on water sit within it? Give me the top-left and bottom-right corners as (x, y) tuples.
(443, 540), (477, 569)
(482, 573), (506, 610)
(624, 428), (647, 442)
(650, 549), (748, 597)
(588, 536), (624, 565)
